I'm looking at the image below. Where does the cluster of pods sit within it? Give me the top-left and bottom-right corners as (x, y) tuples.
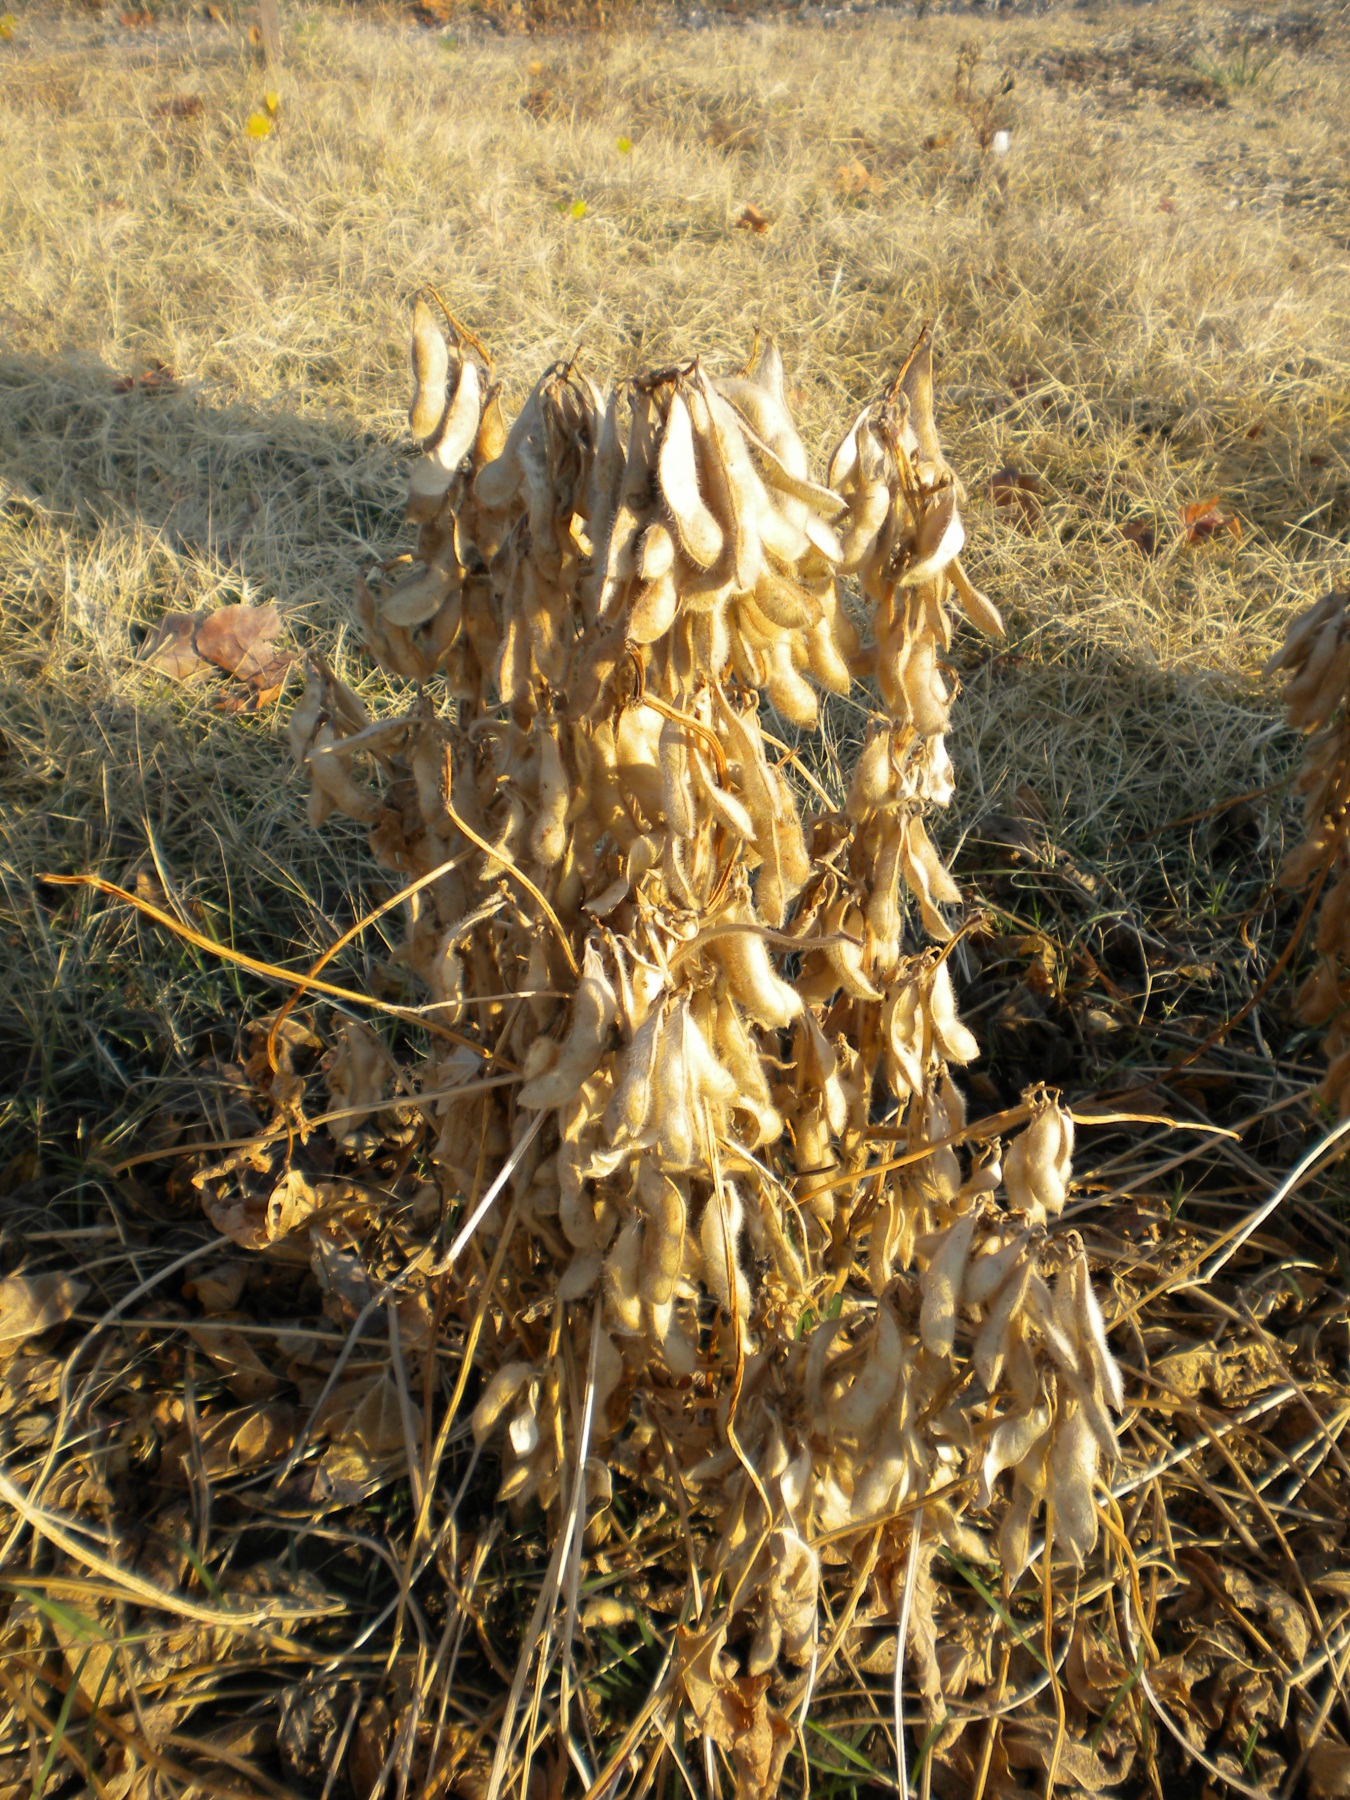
(287, 303), (1125, 1751)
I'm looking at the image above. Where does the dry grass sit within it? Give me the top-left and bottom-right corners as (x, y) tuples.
(3, 1), (1350, 1795)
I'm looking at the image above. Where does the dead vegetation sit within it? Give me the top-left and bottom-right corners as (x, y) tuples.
(2, 1), (1350, 1796)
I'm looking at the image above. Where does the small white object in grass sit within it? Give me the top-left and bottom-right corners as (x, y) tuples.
(992, 130), (1012, 156)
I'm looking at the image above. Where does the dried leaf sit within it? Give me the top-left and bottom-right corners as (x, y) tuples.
(0, 1272), (89, 1345)
(1065, 1618), (1128, 1713)
(185, 1321), (281, 1402)
(313, 1372), (418, 1503)
(736, 204), (772, 234)
(1308, 1745), (1350, 1800)
(990, 467), (1042, 531)
(142, 611), (206, 680)
(1121, 518), (1157, 556)
(1153, 1337), (1284, 1402)
(152, 95), (204, 119)
(1179, 495), (1240, 544)
(195, 602), (283, 679)
(833, 158), (873, 197)
(678, 1628), (792, 1800)
(1002, 1716), (1133, 1792)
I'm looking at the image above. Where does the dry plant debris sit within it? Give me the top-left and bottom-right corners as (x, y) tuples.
(1269, 584), (1350, 1116)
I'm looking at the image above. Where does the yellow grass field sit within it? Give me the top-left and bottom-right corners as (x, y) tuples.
(1, 0), (1349, 1794)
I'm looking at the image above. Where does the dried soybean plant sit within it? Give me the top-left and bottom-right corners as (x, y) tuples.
(1267, 584), (1350, 1118)
(253, 304), (1130, 1792)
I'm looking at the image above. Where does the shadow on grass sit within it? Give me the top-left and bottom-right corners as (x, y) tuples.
(0, 350), (409, 1178)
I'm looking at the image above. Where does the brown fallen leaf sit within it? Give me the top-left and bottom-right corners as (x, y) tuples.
(112, 359), (180, 395)
(185, 1320), (281, 1402)
(142, 610), (206, 679)
(1308, 1744), (1350, 1800)
(215, 650), (294, 711)
(1179, 494), (1241, 544)
(1121, 518), (1157, 556)
(736, 203), (772, 234)
(0, 1272), (89, 1344)
(195, 601), (283, 679)
(183, 1261), (248, 1314)
(1158, 196), (1177, 215)
(151, 95), (204, 120)
(678, 1627), (791, 1800)
(833, 158), (872, 198)
(990, 467), (1042, 530)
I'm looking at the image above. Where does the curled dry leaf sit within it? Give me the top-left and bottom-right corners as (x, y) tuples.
(736, 203), (772, 233)
(990, 466), (1042, 530)
(1179, 494), (1241, 543)
(0, 1271), (89, 1344)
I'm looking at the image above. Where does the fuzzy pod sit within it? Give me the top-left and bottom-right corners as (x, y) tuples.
(636, 1165), (687, 1306)
(834, 1304), (904, 1432)
(919, 1209), (977, 1358)
(699, 1182), (750, 1326)
(603, 1215), (645, 1335)
(658, 390), (724, 571)
(471, 1361), (534, 1445)
(1047, 1402), (1100, 1569)
(972, 1255), (1032, 1393)
(409, 299), (450, 442)
(709, 924), (803, 1029)
(1003, 1098), (1074, 1218)
(977, 1397), (1053, 1510)
(519, 941), (617, 1110)
(604, 1001), (666, 1145)
(927, 959), (979, 1065)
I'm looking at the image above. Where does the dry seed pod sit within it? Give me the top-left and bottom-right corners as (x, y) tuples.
(919, 1209), (977, 1357)
(471, 1362), (535, 1445)
(518, 940), (617, 1110)
(409, 299), (450, 442)
(1003, 1092), (1074, 1218)
(659, 390), (724, 571)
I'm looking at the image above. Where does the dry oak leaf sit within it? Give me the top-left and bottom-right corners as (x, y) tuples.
(152, 95), (204, 119)
(990, 467), (1043, 531)
(142, 610), (206, 679)
(195, 601), (283, 679)
(1308, 1744), (1350, 1799)
(833, 158), (873, 197)
(1121, 518), (1157, 556)
(1179, 494), (1240, 544)
(735, 204), (772, 234)
(0, 1272), (89, 1345)
(1003, 1716), (1134, 1792)
(678, 1627), (792, 1800)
